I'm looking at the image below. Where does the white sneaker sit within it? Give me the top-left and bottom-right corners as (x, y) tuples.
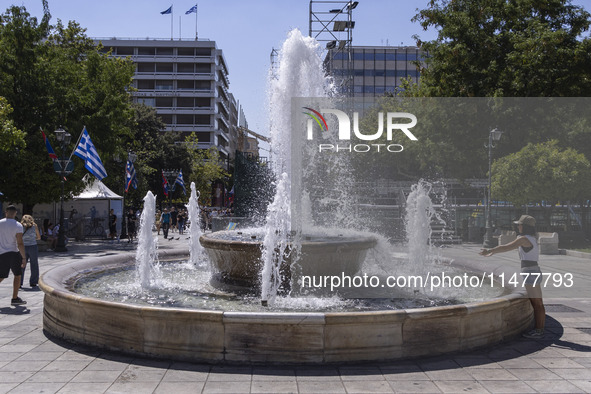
(522, 329), (544, 339)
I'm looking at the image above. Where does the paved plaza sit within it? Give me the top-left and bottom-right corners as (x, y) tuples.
(0, 237), (590, 393)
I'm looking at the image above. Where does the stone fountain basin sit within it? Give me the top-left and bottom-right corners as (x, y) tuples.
(40, 248), (533, 364)
(199, 230), (378, 292)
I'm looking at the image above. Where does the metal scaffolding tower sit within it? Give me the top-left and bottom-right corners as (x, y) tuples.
(309, 0), (358, 96)
(270, 48), (279, 80)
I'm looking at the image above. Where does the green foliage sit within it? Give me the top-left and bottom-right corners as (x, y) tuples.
(185, 133), (229, 206)
(0, 5), (134, 210)
(0, 97), (25, 151)
(411, 0), (591, 97)
(491, 141), (591, 206)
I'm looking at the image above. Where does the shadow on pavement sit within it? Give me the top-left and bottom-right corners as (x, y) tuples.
(0, 306), (31, 315)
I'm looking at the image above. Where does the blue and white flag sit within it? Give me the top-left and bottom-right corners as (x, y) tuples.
(172, 169), (186, 195)
(125, 160), (138, 193)
(185, 4), (197, 14)
(161, 5), (172, 14)
(74, 127), (108, 180)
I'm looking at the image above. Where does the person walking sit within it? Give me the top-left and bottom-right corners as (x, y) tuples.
(160, 208), (171, 239)
(108, 209), (117, 241)
(20, 215), (41, 288)
(126, 209), (137, 243)
(480, 215), (545, 338)
(0, 205), (27, 305)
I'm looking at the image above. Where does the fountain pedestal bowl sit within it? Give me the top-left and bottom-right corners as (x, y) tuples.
(199, 230), (378, 293)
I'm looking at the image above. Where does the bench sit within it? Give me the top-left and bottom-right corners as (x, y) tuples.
(538, 232), (559, 255)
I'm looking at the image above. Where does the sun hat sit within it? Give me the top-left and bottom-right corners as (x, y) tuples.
(21, 214), (35, 227)
(513, 215), (536, 227)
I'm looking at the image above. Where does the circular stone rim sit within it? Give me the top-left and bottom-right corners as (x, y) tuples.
(40, 248), (533, 364)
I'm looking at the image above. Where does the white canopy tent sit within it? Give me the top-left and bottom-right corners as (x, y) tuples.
(32, 176), (124, 238)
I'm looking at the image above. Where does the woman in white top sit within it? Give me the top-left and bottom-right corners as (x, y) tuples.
(480, 215), (546, 339)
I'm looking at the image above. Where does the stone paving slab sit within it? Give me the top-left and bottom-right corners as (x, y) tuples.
(0, 240), (590, 393)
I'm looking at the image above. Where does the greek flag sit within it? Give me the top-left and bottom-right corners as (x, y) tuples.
(74, 127), (107, 180)
(125, 160), (138, 193)
(185, 4), (197, 14)
(161, 5), (172, 14)
(172, 169), (186, 195)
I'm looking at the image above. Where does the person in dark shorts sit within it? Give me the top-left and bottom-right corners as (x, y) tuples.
(0, 205), (27, 305)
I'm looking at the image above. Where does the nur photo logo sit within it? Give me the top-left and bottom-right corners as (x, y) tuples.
(303, 107), (418, 153)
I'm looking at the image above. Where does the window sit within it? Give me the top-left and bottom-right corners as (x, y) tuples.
(196, 132), (210, 142)
(354, 69), (364, 76)
(177, 47), (194, 56)
(177, 114), (194, 125)
(407, 53), (418, 61)
(136, 98), (155, 106)
(353, 85), (363, 93)
(177, 80), (194, 90)
(159, 114), (173, 124)
(364, 69), (374, 77)
(375, 70), (385, 77)
(137, 47), (155, 56)
(155, 80), (173, 90)
(353, 52), (364, 61)
(157, 47), (173, 56)
(195, 48), (211, 56)
(195, 63), (211, 73)
(195, 98), (210, 107)
(137, 63), (154, 73)
(156, 63), (173, 73)
(364, 52), (374, 61)
(375, 53), (386, 61)
(177, 97), (194, 107)
(116, 47), (133, 56)
(137, 80), (154, 89)
(385, 53), (396, 61)
(385, 70), (395, 77)
(177, 63), (194, 73)
(195, 81), (210, 91)
(155, 97), (173, 107)
(375, 86), (385, 94)
(364, 86), (375, 93)
(195, 115), (210, 125)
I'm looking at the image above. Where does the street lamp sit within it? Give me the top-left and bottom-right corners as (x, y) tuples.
(483, 128), (503, 248)
(53, 127), (73, 252)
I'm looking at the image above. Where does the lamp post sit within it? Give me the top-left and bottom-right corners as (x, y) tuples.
(483, 128), (503, 248)
(53, 127), (73, 252)
(121, 151), (137, 239)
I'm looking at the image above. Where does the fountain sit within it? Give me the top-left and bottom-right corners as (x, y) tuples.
(40, 29), (533, 364)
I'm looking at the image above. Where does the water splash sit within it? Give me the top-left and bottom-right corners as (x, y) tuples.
(187, 182), (204, 265)
(260, 29), (332, 304)
(405, 180), (436, 275)
(136, 191), (160, 289)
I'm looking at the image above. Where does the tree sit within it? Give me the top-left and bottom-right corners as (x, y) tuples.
(491, 140), (591, 207)
(0, 5), (134, 212)
(185, 133), (229, 206)
(411, 0), (591, 97)
(0, 97), (24, 151)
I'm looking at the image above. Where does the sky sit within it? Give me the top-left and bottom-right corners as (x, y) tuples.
(8, 0), (591, 142)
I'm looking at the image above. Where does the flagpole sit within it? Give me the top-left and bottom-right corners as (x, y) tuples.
(171, 6), (174, 40)
(67, 126), (85, 163)
(179, 16), (182, 40)
(195, 4), (198, 39)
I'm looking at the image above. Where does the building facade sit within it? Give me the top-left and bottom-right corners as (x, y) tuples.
(96, 38), (242, 163)
(325, 45), (425, 96)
